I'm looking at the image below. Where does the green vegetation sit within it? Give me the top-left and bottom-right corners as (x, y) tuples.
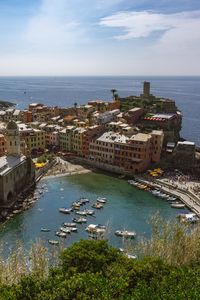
(1, 217), (200, 299)
(37, 153), (55, 163)
(0, 100), (15, 108)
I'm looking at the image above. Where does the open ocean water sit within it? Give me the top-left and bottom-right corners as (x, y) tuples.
(0, 76), (198, 251)
(0, 76), (199, 145)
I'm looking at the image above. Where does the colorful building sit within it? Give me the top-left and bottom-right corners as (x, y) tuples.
(59, 126), (75, 152)
(0, 134), (6, 156)
(72, 127), (86, 155)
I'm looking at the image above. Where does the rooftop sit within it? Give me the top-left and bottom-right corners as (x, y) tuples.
(151, 130), (164, 136)
(0, 155), (26, 176)
(130, 133), (151, 142)
(97, 131), (129, 144)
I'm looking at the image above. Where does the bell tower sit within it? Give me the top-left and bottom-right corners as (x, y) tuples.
(6, 120), (21, 156)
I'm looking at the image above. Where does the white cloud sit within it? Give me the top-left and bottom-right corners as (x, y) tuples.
(100, 10), (200, 40)
(99, 10), (200, 75)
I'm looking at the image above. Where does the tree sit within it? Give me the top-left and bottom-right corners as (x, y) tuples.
(111, 89), (117, 101)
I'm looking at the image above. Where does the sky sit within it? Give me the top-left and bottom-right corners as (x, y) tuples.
(0, 0), (200, 76)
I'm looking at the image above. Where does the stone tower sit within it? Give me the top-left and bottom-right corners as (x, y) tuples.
(143, 81), (150, 98)
(6, 120), (21, 156)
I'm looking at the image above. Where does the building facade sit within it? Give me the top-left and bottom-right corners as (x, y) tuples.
(0, 121), (35, 207)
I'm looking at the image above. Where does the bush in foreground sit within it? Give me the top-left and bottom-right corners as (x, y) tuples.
(1, 239), (200, 299)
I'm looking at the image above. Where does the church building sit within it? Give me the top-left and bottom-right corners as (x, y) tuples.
(0, 120), (35, 208)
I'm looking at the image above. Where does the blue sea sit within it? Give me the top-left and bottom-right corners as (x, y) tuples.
(0, 76), (199, 145)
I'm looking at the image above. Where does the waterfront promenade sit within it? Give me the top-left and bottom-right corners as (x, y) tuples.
(138, 176), (200, 217)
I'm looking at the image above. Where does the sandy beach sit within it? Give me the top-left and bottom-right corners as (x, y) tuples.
(44, 157), (92, 179)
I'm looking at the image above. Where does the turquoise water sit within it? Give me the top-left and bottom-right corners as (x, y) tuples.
(0, 172), (183, 253)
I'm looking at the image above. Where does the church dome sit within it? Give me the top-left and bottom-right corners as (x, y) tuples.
(7, 120), (18, 130)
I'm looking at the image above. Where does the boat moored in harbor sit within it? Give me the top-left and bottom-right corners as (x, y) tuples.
(115, 230), (136, 238)
(48, 240), (59, 245)
(59, 207), (72, 214)
(171, 202), (185, 209)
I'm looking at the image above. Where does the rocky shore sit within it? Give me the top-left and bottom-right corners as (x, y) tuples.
(0, 157), (91, 225)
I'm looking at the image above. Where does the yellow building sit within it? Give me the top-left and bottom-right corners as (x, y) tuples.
(59, 126), (75, 152)
(72, 127), (86, 155)
(24, 129), (46, 154)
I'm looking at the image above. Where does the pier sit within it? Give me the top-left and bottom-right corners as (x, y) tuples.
(136, 177), (200, 217)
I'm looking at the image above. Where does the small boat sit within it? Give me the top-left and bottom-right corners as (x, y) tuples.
(73, 217), (87, 223)
(48, 240), (59, 245)
(71, 203), (81, 210)
(75, 211), (88, 216)
(64, 226), (78, 232)
(97, 197), (107, 204)
(178, 213), (199, 223)
(63, 222), (77, 227)
(41, 228), (51, 232)
(92, 202), (103, 209)
(86, 224), (106, 234)
(171, 202), (185, 209)
(55, 231), (67, 238)
(168, 196), (177, 202)
(79, 198), (89, 204)
(115, 230), (136, 238)
(126, 254), (137, 259)
(85, 209), (95, 215)
(59, 207), (72, 214)
(60, 227), (71, 234)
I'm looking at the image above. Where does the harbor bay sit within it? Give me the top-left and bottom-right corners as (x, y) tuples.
(0, 172), (181, 253)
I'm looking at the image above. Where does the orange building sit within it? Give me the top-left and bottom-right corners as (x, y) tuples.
(114, 133), (152, 173)
(82, 125), (104, 157)
(23, 110), (33, 123)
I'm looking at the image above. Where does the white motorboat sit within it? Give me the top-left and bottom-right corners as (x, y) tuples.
(73, 217), (87, 223)
(41, 228), (51, 232)
(55, 231), (67, 238)
(86, 224), (106, 234)
(64, 227), (77, 232)
(48, 240), (59, 245)
(63, 222), (77, 227)
(59, 207), (72, 214)
(85, 209), (95, 215)
(171, 202), (185, 209)
(115, 230), (136, 238)
(79, 197), (90, 204)
(75, 211), (88, 216)
(60, 227), (71, 234)
(97, 197), (107, 203)
(178, 213), (199, 223)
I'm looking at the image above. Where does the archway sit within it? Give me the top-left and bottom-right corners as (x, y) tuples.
(7, 191), (13, 202)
